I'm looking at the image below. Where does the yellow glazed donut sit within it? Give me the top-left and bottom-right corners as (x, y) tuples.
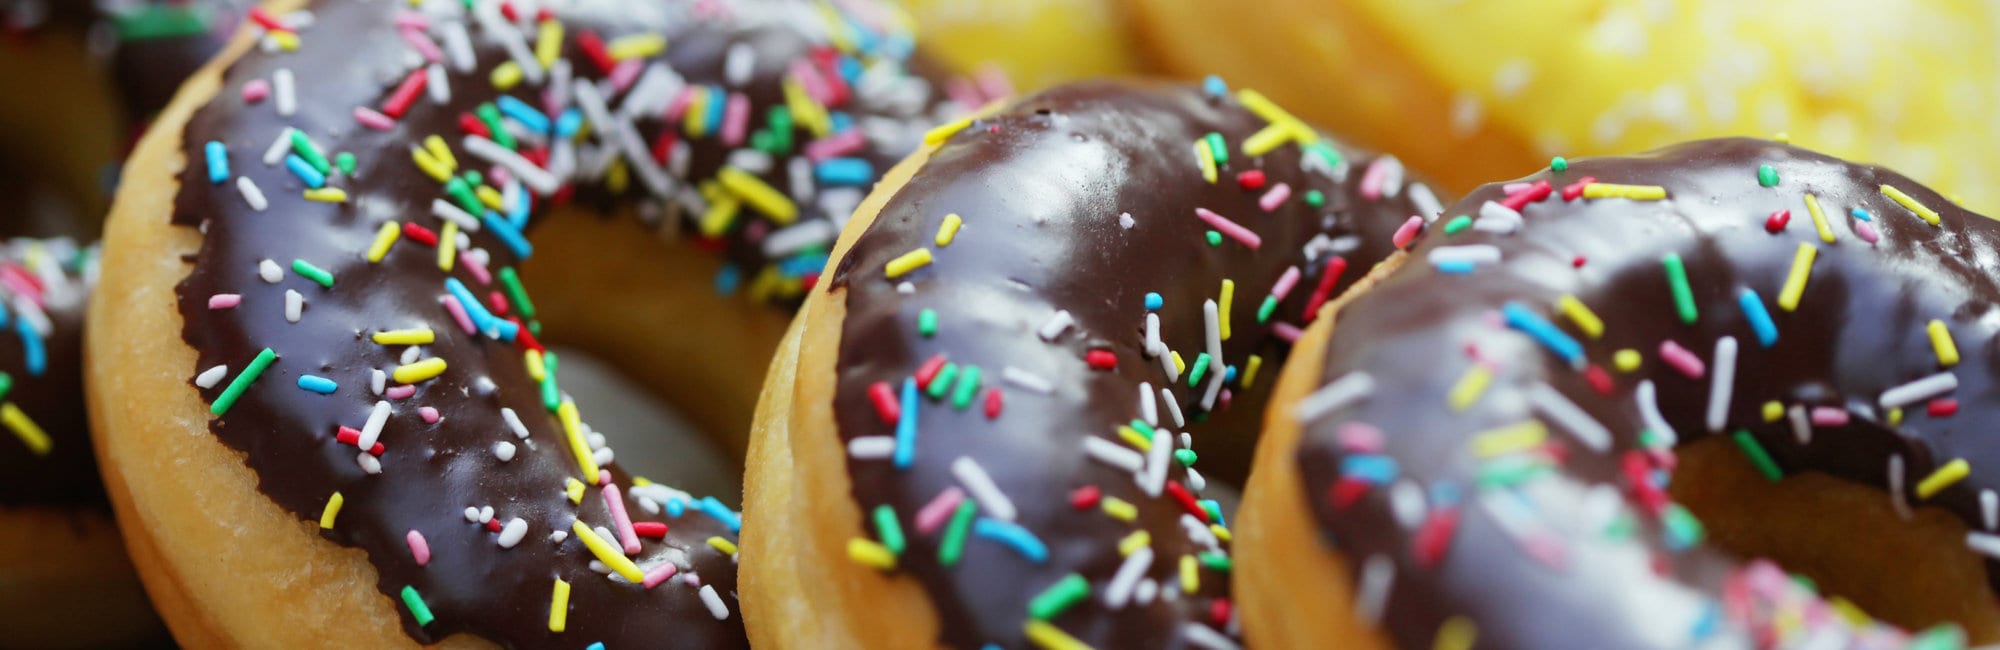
(902, 0), (1149, 93)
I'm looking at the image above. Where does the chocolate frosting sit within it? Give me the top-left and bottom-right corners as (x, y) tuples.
(1296, 138), (1985, 647)
(166, 0), (953, 646)
(0, 238), (98, 506)
(828, 80), (1441, 647)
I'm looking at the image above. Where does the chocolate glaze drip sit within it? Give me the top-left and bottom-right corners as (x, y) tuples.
(167, 0), (949, 646)
(1298, 138), (1987, 647)
(0, 238), (97, 506)
(829, 80), (1437, 647)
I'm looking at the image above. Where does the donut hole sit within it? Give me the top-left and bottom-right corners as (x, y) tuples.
(1671, 437), (2000, 641)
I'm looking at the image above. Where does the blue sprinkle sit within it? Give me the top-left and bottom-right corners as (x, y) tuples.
(814, 158), (875, 186)
(482, 211), (534, 260)
(1434, 259), (1477, 274)
(698, 496), (741, 532)
(489, 318), (519, 342)
(828, 111), (853, 134)
(1849, 207), (1873, 222)
(893, 378), (917, 469)
(1144, 292), (1163, 310)
(1429, 480), (1463, 508)
(972, 518), (1048, 563)
(204, 141), (230, 184)
(837, 57), (864, 84)
(1224, 365), (1237, 383)
(508, 184), (532, 227)
(714, 265), (742, 295)
(284, 153), (326, 189)
(777, 253), (829, 278)
(495, 95), (551, 134)
(1341, 454), (1398, 484)
(1502, 301), (1584, 367)
(665, 498), (687, 518)
(444, 277), (496, 332)
(1737, 288), (1778, 347)
(16, 318), (41, 377)
(585, 644), (605, 650)
(1201, 499), (1226, 526)
(1688, 602), (1723, 641)
(1203, 75), (1229, 97)
(703, 84), (726, 135)
(555, 108), (584, 139)
(297, 375), (338, 394)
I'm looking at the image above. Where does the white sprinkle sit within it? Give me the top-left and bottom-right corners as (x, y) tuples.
(1787, 404), (1811, 444)
(1526, 383), (1610, 452)
(1184, 623), (1242, 650)
(464, 507), (481, 522)
(1408, 183), (1444, 219)
(1103, 546), (1154, 608)
(465, 135), (562, 195)
(497, 518), (528, 548)
(261, 127), (296, 166)
(494, 441), (516, 462)
(1879, 372), (1958, 409)
(1477, 200), (1524, 230)
(1001, 366), (1053, 395)
(1144, 313), (1163, 358)
(399, 346), (422, 365)
(425, 63), (451, 104)
(1354, 554), (1395, 625)
(1985, 490), (1998, 530)
(1157, 344), (1179, 384)
(1202, 300), (1223, 363)
(896, 282), (915, 295)
(500, 407), (531, 439)
(357, 452), (382, 474)
(1119, 212), (1135, 229)
(1200, 368), (1224, 411)
(1427, 244), (1502, 265)
(1967, 532), (2000, 559)
(1037, 310), (1075, 342)
(1635, 380), (1677, 445)
(1182, 514), (1221, 552)
(762, 220), (837, 258)
(430, 199), (482, 232)
(284, 290), (303, 323)
(1389, 480), (1427, 529)
(787, 156), (814, 202)
(1705, 336), (1738, 432)
(951, 456), (1016, 521)
(1374, 156), (1405, 198)
(1161, 388), (1186, 428)
(1139, 383), (1159, 426)
(592, 447), (615, 466)
(235, 177), (269, 211)
(618, 64), (684, 121)
(195, 365), (229, 389)
(438, 20), (475, 72)
(272, 68), (296, 116)
(1890, 455), (1912, 520)
(1186, 467), (1206, 492)
(724, 43), (756, 86)
(356, 400), (392, 451)
(1083, 436), (1144, 473)
(847, 436), (896, 459)
(1141, 429), (1171, 497)
(549, 530), (569, 543)
(699, 584), (729, 619)
(613, 117), (673, 197)
(371, 369), (387, 395)
(1135, 579), (1158, 605)
(1294, 372), (1375, 423)
(258, 259), (283, 284)
(474, 4), (543, 83)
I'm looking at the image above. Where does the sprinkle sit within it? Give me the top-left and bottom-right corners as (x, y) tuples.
(393, 358), (447, 384)
(952, 456), (1016, 521)
(195, 365), (229, 389)
(272, 68), (296, 116)
(1446, 365), (1493, 411)
(1024, 620), (1090, 650)
(1637, 380), (1678, 445)
(1556, 295), (1604, 339)
(718, 167), (798, 223)
(571, 521), (644, 582)
(235, 177), (269, 211)
(291, 259), (334, 288)
(1470, 421), (1548, 458)
(1, 403), (49, 456)
(548, 579), (570, 632)
(1551, 157), (1569, 172)
(319, 492), (345, 529)
(1798, 193), (1837, 243)
(1038, 310), (1075, 342)
(202, 141), (231, 184)
(400, 585), (433, 626)
(939, 500), (978, 566)
(373, 328), (435, 345)
(1295, 372), (1375, 423)
(1733, 289), (1779, 347)
(284, 290), (304, 322)
(1777, 243), (1817, 311)
(558, 401), (601, 481)
(1391, 216), (1424, 249)
(1732, 431), (1783, 481)
(1503, 302), (1584, 368)
(1194, 208), (1261, 249)
(1918, 459), (1972, 499)
(922, 117), (971, 146)
(1581, 183), (1667, 201)
(1757, 164), (1779, 187)
(1354, 555), (1395, 624)
(211, 348), (277, 415)
(848, 538), (897, 569)
(884, 248), (933, 279)
(1661, 253), (1697, 324)
(1880, 372), (1958, 409)
(1928, 320), (1960, 367)
(1218, 281), (1235, 341)
(1881, 185), (1941, 226)
(1658, 339), (1706, 378)
(1706, 337), (1738, 432)
(974, 518), (1048, 562)
(1891, 455), (1913, 519)
(1028, 574), (1091, 620)
(297, 375), (338, 394)
(1764, 210), (1791, 233)
(353, 400), (392, 451)
(894, 378), (918, 469)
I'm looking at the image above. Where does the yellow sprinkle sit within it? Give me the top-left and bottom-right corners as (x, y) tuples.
(1434, 616), (1478, 650)
(605, 157), (630, 195)
(1102, 497), (1137, 522)
(1180, 555), (1199, 593)
(565, 478), (585, 504)
(392, 358), (447, 384)
(424, 135), (455, 170)
(1242, 355), (1264, 389)
(1117, 531), (1151, 556)
(303, 188), (348, 203)
(1171, 351), (1186, 375)
(1881, 185), (1941, 226)
(1889, 407), (1904, 427)
(708, 536), (739, 555)
(1117, 426), (1151, 452)
(548, 579), (570, 633)
(1803, 193), (1835, 243)
(847, 538), (897, 570)
(1470, 420), (1549, 458)
(526, 349), (547, 382)
(559, 401), (600, 481)
(922, 117), (971, 146)
(1614, 349), (1642, 372)
(1928, 320), (1960, 367)
(1774, 131), (1792, 144)
(633, 477), (654, 487)
(267, 30), (299, 51)
(490, 61), (523, 90)
(1557, 294), (1605, 339)
(1209, 525), (1232, 543)
(935, 213), (963, 247)
(1917, 459), (1972, 499)
(319, 492), (344, 529)
(784, 78), (830, 138)
(606, 33), (667, 60)
(1235, 88), (1304, 132)
(1194, 139), (1218, 184)
(1581, 183), (1668, 201)
(534, 19), (564, 68)
(366, 222), (400, 263)
(1, 403), (48, 456)
(699, 194), (743, 238)
(1218, 280), (1235, 341)
(571, 521), (644, 582)
(1829, 597), (1872, 625)
(1762, 401), (1784, 422)
(683, 86), (711, 137)
(1447, 364), (1494, 412)
(412, 148), (451, 182)
(717, 167), (798, 224)
(1241, 123), (1293, 157)
(1778, 243), (1818, 312)
(373, 328), (436, 346)
(476, 185), (506, 211)
(884, 248), (934, 279)
(1024, 620), (1092, 650)
(437, 220), (458, 272)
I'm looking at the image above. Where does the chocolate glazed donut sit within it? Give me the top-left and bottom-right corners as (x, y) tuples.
(90, 0), (960, 647)
(743, 79), (1444, 648)
(1244, 138), (2000, 648)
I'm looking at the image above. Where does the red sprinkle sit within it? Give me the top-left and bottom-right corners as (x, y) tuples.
(1765, 210), (1791, 233)
(1068, 485), (1102, 510)
(1412, 508), (1461, 568)
(867, 381), (900, 424)
(334, 426), (386, 456)
(1622, 451), (1667, 515)
(402, 222), (439, 246)
(577, 30), (615, 73)
(1560, 176), (1598, 201)
(486, 518), (504, 532)
(913, 354), (948, 387)
(1085, 349), (1118, 370)
(633, 522), (669, 538)
(458, 113), (493, 139)
(499, 0), (519, 22)
(1164, 481), (1209, 523)
(1236, 169), (1266, 190)
(1572, 255), (1587, 268)
(510, 317), (546, 352)
(1499, 179), (1553, 212)
(1584, 364), (1615, 396)
(1929, 399), (1959, 417)
(381, 69), (429, 119)
(983, 389), (1003, 419)
(1329, 477), (1370, 510)
(1303, 256), (1349, 323)
(1208, 599), (1233, 627)
(247, 6), (292, 33)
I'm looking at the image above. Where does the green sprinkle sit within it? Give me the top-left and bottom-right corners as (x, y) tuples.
(1909, 624), (1967, 650)
(292, 259), (334, 288)
(528, 320), (542, 336)
(1198, 552), (1232, 572)
(1639, 428), (1671, 450)
(290, 130), (331, 175)
(336, 152), (358, 177)
(499, 267), (536, 318)
(1732, 430), (1783, 481)
(1204, 132), (1228, 166)
(400, 585), (435, 627)
(211, 348), (277, 416)
(1303, 189), (1326, 208)
(927, 363), (958, 399)
(1174, 448), (1198, 467)
(1757, 164), (1779, 188)
(115, 5), (210, 40)
(1476, 456), (1552, 489)
(1187, 353), (1211, 386)
(1026, 574), (1090, 620)
(917, 309), (938, 337)
(769, 106), (794, 153)
(1550, 156), (1568, 172)
(1128, 419), (1156, 438)
(444, 177), (483, 214)
(872, 505), (906, 555)
(1256, 296), (1279, 323)
(541, 351), (561, 412)
(1602, 512), (1637, 540)
(1791, 573), (1819, 593)
(1305, 142), (1343, 172)
(938, 500), (977, 567)
(476, 103), (515, 149)
(750, 130), (776, 154)
(1442, 215), (1473, 235)
(463, 170), (483, 187)
(1661, 253), (1696, 324)
(1205, 231), (1222, 246)
(0, 371), (13, 402)
(949, 365), (982, 410)
(1661, 503), (1705, 549)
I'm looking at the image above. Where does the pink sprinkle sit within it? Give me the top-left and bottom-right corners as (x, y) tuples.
(1522, 534), (1569, 569)
(461, 254), (492, 285)
(393, 11), (429, 30)
(208, 294), (243, 309)
(914, 487), (966, 535)
(682, 572), (702, 587)
(406, 530), (431, 566)
(1658, 340), (1706, 379)
(398, 26), (443, 63)
(1501, 182), (1533, 194)
(664, 87), (696, 121)
(974, 64), (1013, 101)
(385, 385), (417, 400)
(608, 58), (644, 93)
(1258, 182), (1292, 212)
(945, 78), (982, 113)
(1809, 407), (1849, 426)
(1856, 221), (1880, 244)
(599, 469), (613, 486)
(804, 129), (866, 163)
(419, 406), (440, 423)
(604, 484), (643, 555)
(1337, 422), (1383, 452)
(1272, 322), (1302, 343)
(721, 92), (750, 147)
(241, 79), (270, 103)
(489, 167), (514, 188)
(1194, 207), (1261, 250)
(488, 291), (510, 315)
(1359, 158), (1393, 200)
(789, 60), (830, 104)
(641, 563), (679, 589)
(441, 295), (477, 334)
(353, 106), (395, 131)
(1392, 215), (1424, 249)
(1270, 266), (1302, 301)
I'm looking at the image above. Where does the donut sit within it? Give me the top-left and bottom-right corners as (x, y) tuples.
(742, 79), (1443, 648)
(900, 0), (1145, 92)
(1239, 138), (2000, 648)
(90, 0), (961, 646)
(1125, 1), (2000, 214)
